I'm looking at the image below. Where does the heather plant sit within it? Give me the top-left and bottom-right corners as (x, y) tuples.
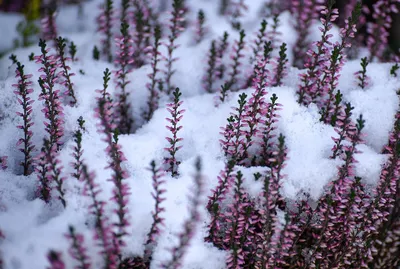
(390, 63), (400, 77)
(202, 40), (218, 93)
(95, 96), (131, 254)
(114, 22), (134, 134)
(35, 39), (65, 149)
(70, 117), (85, 181)
(164, 88), (185, 177)
(330, 102), (355, 159)
(55, 36), (77, 106)
(297, 0), (339, 106)
(41, 8), (58, 42)
(244, 19), (268, 88)
(93, 46), (100, 61)
(356, 57), (370, 89)
(367, 0), (399, 61)
(271, 42), (288, 87)
(164, 0), (186, 95)
(291, 0), (322, 68)
(65, 226), (91, 269)
(216, 31), (230, 80)
(161, 157), (203, 269)
(221, 29), (246, 95)
(12, 57), (35, 176)
(43, 137), (67, 207)
(143, 160), (166, 264)
(97, 0), (114, 63)
(131, 0), (149, 68)
(194, 9), (206, 44)
(69, 41), (77, 62)
(3, 1), (400, 268)
(144, 24), (162, 122)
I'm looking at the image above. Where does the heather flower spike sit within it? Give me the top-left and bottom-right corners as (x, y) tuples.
(95, 97), (131, 251)
(297, 0), (339, 106)
(97, 0), (114, 62)
(70, 117), (85, 181)
(35, 38), (65, 150)
(216, 32), (230, 80)
(43, 138), (67, 208)
(220, 93), (248, 162)
(165, 0), (186, 95)
(331, 102), (355, 159)
(161, 157), (203, 269)
(47, 250), (66, 269)
(12, 57), (35, 175)
(355, 57), (370, 89)
(80, 165), (117, 268)
(194, 9), (206, 44)
(144, 160), (166, 264)
(66, 225), (91, 269)
(55, 36), (77, 106)
(115, 21), (134, 134)
(271, 42), (288, 87)
(202, 40), (217, 93)
(144, 24), (162, 121)
(223, 29), (246, 93)
(367, 0), (399, 61)
(41, 7), (58, 42)
(164, 88), (185, 177)
(69, 41), (77, 62)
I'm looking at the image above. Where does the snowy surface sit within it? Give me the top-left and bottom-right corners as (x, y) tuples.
(0, 0), (399, 268)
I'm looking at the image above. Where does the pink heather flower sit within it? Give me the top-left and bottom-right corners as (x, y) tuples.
(95, 96), (131, 252)
(205, 161), (235, 247)
(35, 148), (51, 203)
(161, 157), (203, 269)
(43, 138), (67, 208)
(97, 0), (114, 62)
(314, 4), (360, 110)
(80, 165), (117, 268)
(41, 9), (58, 42)
(66, 226), (91, 269)
(244, 20), (269, 88)
(259, 94), (283, 167)
(224, 171), (248, 268)
(144, 160), (166, 263)
(291, 0), (324, 68)
(164, 88), (185, 177)
(131, 0), (152, 68)
(367, 0), (399, 61)
(47, 251), (66, 269)
(164, 0), (186, 95)
(144, 24), (163, 121)
(330, 103), (355, 159)
(297, 0), (338, 106)
(114, 22), (134, 134)
(12, 58), (35, 175)
(55, 36), (77, 106)
(220, 93), (248, 161)
(36, 39), (65, 150)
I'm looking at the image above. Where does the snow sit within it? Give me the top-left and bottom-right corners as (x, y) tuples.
(0, 0), (398, 268)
